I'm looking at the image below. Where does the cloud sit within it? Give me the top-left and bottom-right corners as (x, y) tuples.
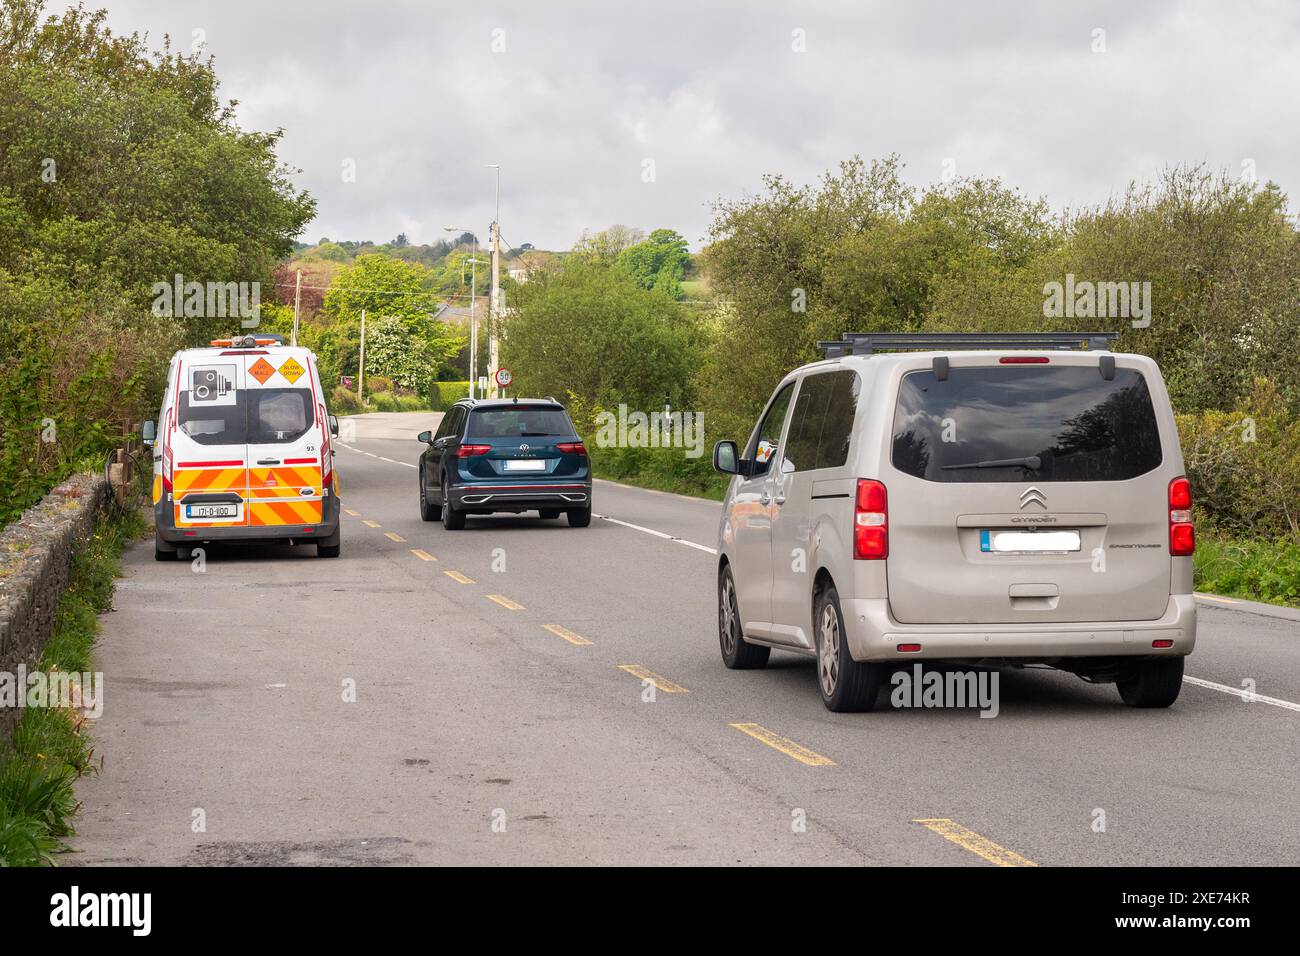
(82, 0), (1300, 249)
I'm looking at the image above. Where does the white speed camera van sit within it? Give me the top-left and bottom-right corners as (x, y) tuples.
(712, 332), (1196, 712)
(143, 335), (342, 559)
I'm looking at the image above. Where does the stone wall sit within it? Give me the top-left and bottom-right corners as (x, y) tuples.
(0, 473), (109, 740)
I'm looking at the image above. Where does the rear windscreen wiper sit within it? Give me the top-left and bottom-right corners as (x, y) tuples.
(941, 455), (1042, 471)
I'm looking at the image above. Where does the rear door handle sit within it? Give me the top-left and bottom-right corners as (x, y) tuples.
(759, 491), (771, 505)
(774, 494), (786, 505)
(257, 458), (280, 465)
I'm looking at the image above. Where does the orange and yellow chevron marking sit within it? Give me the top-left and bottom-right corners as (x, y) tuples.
(152, 474), (163, 505)
(248, 465), (322, 500)
(249, 499), (323, 526)
(173, 467), (246, 495)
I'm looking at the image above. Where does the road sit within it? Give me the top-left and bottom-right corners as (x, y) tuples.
(70, 413), (1300, 865)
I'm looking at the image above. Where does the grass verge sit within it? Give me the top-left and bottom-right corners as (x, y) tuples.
(590, 445), (729, 501)
(1194, 534), (1300, 608)
(0, 505), (143, 866)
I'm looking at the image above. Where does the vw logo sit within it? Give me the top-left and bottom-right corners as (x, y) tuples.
(518, 443), (530, 454)
(1019, 486), (1047, 509)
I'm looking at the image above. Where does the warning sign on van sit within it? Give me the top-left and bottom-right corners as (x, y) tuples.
(247, 357), (276, 384)
(277, 357), (305, 384)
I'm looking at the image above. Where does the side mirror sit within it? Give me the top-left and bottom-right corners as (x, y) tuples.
(417, 430), (433, 444)
(142, 420), (156, 446)
(713, 440), (740, 475)
(329, 415), (339, 438)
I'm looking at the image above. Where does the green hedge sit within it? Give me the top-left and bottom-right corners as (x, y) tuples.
(431, 381), (471, 410)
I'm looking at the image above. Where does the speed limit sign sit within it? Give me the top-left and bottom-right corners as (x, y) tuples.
(495, 367), (513, 388)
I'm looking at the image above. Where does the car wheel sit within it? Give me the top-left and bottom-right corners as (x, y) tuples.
(154, 533), (177, 561)
(1117, 656), (1184, 708)
(441, 477), (465, 530)
(718, 564), (769, 669)
(566, 507), (591, 527)
(419, 467), (439, 521)
(814, 585), (883, 712)
(316, 526), (341, 558)
(539, 509), (560, 519)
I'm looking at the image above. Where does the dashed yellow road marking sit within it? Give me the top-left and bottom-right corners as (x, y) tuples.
(362, 519), (381, 528)
(912, 818), (1038, 867)
(486, 593), (525, 611)
(542, 624), (593, 646)
(444, 570), (475, 584)
(344, 508), (361, 516)
(728, 723), (836, 767)
(385, 532), (406, 543)
(410, 549), (436, 561)
(618, 664), (689, 693)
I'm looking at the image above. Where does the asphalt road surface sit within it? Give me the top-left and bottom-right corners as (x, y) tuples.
(71, 413), (1300, 865)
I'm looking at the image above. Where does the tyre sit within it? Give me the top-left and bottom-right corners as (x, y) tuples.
(718, 564), (769, 669)
(154, 533), (177, 561)
(316, 526), (341, 558)
(539, 509), (560, 519)
(814, 585), (884, 712)
(566, 507), (591, 527)
(441, 477), (465, 530)
(419, 467), (439, 521)
(1117, 656), (1184, 708)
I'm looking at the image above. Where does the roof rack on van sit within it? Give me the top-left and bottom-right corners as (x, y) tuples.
(816, 332), (1119, 358)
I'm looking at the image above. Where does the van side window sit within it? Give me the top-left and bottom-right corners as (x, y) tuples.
(784, 370), (860, 472)
(746, 382), (795, 478)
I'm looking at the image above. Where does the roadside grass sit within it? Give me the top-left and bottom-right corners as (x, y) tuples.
(590, 445), (729, 501)
(0, 506), (143, 866)
(1194, 534), (1300, 608)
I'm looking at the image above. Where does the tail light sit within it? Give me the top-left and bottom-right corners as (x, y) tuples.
(161, 409), (174, 493)
(318, 403), (331, 485)
(457, 444), (492, 458)
(854, 479), (888, 560)
(1169, 476), (1194, 555)
(999, 356), (1050, 364)
(556, 441), (587, 456)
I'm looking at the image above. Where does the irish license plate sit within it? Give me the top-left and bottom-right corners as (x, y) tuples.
(503, 459), (546, 472)
(980, 529), (1080, 553)
(186, 503), (238, 519)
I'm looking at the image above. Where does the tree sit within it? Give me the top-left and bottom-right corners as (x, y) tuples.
(323, 254), (437, 330)
(615, 228), (691, 298)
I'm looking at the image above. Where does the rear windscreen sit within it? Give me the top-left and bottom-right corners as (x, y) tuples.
(891, 365), (1163, 482)
(467, 407), (574, 438)
(179, 389), (314, 445)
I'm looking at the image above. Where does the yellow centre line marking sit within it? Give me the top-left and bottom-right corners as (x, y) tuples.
(444, 570), (475, 584)
(362, 519), (381, 528)
(728, 723), (836, 767)
(912, 818), (1038, 867)
(618, 664), (688, 693)
(486, 594), (525, 611)
(410, 549), (436, 561)
(385, 532), (406, 543)
(344, 508), (360, 516)
(543, 624), (593, 646)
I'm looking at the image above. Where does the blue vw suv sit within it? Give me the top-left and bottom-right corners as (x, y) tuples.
(417, 398), (592, 529)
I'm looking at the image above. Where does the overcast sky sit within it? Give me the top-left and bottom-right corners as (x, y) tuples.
(80, 0), (1300, 250)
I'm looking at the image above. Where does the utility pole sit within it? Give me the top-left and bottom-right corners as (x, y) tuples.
(291, 269), (301, 346)
(357, 308), (366, 402)
(487, 164), (501, 398)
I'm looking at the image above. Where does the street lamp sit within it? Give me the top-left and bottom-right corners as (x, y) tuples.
(444, 226), (479, 399)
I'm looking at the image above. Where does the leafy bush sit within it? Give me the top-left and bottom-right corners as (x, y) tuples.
(367, 375), (394, 394)
(431, 381), (470, 410)
(330, 385), (363, 415)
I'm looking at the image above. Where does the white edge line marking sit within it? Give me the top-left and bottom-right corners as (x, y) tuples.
(593, 513), (717, 555)
(1183, 675), (1300, 713)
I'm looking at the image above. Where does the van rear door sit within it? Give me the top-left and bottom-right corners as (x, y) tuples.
(171, 355), (250, 529)
(241, 350), (326, 530)
(885, 357), (1176, 624)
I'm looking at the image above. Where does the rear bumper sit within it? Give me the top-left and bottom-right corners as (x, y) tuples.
(155, 494), (340, 543)
(840, 593), (1197, 662)
(450, 482), (590, 511)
